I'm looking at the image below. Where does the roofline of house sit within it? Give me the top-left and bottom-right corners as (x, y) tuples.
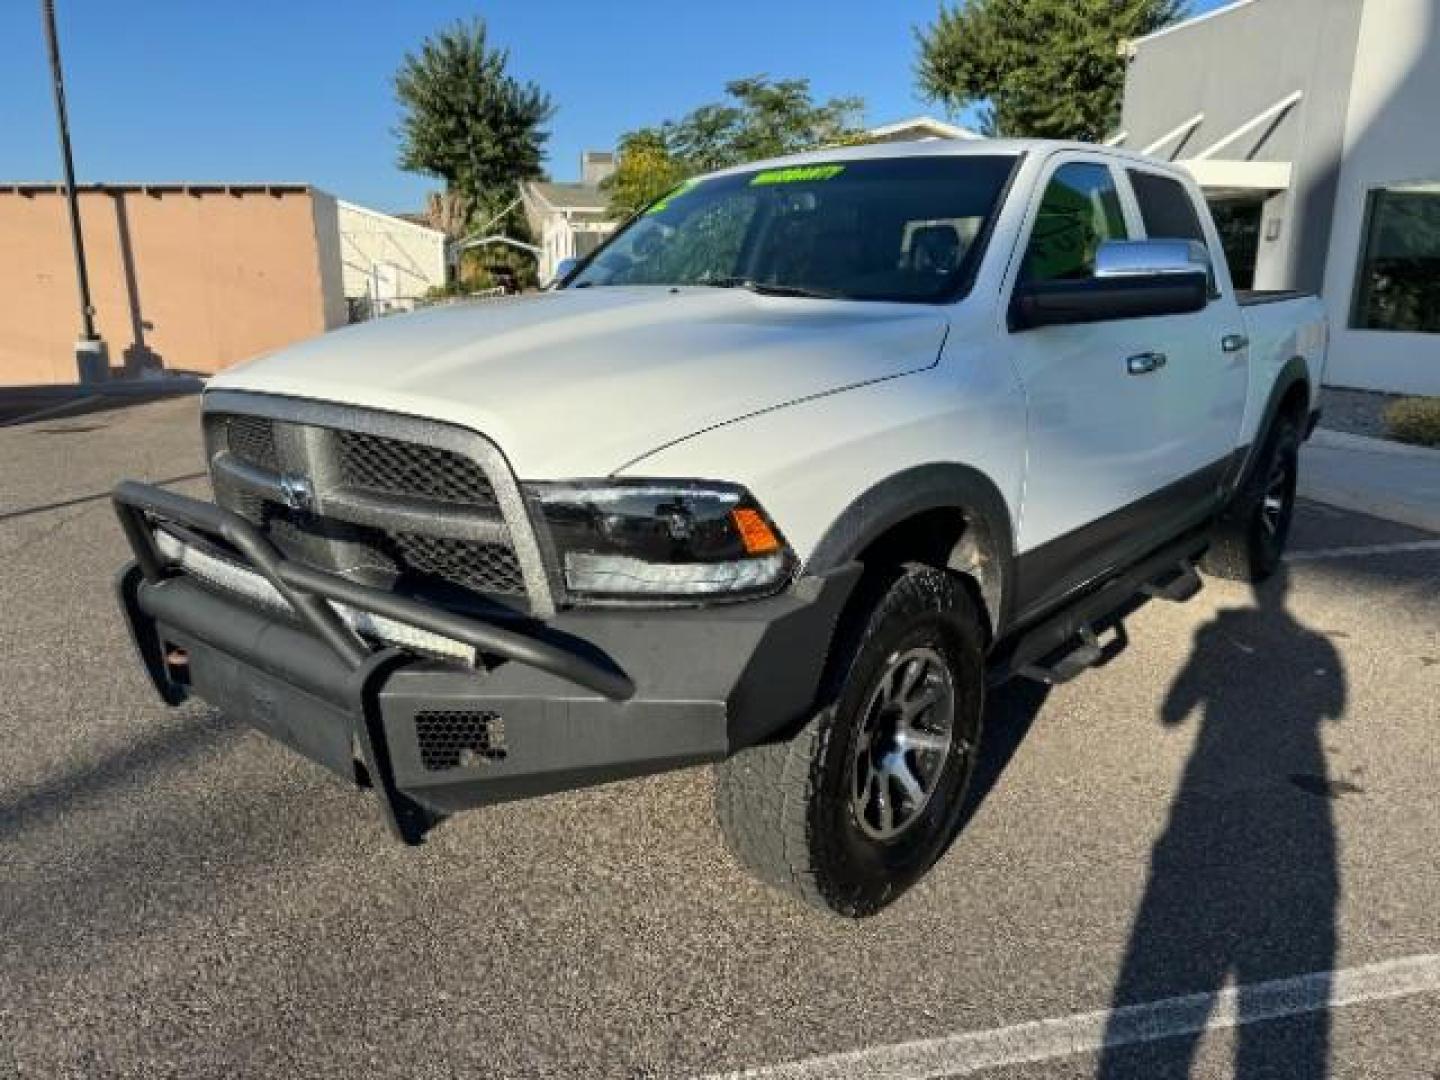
(0, 181), (315, 196)
(1129, 0), (1259, 48)
(521, 180), (610, 214)
(866, 115), (981, 140)
(335, 198), (447, 239)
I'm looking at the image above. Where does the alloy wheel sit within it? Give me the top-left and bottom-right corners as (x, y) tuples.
(849, 646), (963, 841)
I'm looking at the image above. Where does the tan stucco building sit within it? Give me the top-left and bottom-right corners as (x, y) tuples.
(0, 182), (347, 387)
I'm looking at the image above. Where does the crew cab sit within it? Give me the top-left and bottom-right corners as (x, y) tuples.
(114, 140), (1327, 916)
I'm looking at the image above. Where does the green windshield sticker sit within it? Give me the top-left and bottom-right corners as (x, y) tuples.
(749, 164), (846, 186)
(645, 177), (702, 215)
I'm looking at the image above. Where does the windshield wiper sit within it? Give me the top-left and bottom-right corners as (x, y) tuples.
(701, 277), (845, 300)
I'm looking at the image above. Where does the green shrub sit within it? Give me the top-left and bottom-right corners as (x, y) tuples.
(1384, 396), (1440, 446)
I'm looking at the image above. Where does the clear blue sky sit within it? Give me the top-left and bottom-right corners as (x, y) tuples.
(2, 0), (1229, 214)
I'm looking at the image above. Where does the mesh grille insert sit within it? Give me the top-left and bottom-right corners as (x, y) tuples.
(415, 710), (507, 771)
(336, 429), (498, 507)
(390, 532), (525, 596)
(225, 415), (279, 471)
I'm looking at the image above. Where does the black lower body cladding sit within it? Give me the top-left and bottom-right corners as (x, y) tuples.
(115, 484), (860, 841)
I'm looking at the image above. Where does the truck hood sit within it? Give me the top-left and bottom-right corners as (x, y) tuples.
(209, 286), (948, 478)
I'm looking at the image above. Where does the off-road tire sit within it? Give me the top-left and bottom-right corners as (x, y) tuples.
(1202, 414), (1301, 582)
(715, 565), (985, 917)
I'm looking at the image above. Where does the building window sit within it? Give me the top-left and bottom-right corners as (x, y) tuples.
(1352, 183), (1440, 333)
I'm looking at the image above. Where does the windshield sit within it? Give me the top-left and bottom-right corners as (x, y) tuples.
(568, 155), (1018, 303)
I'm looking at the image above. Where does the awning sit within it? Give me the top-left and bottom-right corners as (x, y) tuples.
(1176, 159), (1292, 195)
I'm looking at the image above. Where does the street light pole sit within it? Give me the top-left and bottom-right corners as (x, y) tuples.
(41, 0), (108, 382)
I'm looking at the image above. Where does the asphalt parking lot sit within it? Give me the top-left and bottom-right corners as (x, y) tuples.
(2, 396), (1437, 1079)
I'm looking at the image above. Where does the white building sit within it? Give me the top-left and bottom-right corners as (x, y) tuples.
(864, 115), (981, 143)
(521, 152), (618, 284)
(1117, 0), (1440, 395)
(335, 200), (447, 316)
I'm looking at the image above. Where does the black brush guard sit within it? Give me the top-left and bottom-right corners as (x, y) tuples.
(112, 480), (857, 844)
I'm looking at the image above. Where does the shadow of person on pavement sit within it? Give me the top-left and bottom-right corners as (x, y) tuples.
(1098, 565), (1347, 1078)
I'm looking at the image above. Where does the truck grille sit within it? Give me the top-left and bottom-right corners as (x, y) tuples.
(390, 532), (525, 595)
(204, 399), (552, 617)
(221, 413), (280, 472)
(335, 430), (498, 508)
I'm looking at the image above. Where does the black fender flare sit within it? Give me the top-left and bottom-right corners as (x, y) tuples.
(1224, 355), (1312, 498)
(803, 463), (1017, 636)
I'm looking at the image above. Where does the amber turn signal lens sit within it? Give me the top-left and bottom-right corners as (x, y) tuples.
(731, 507), (781, 555)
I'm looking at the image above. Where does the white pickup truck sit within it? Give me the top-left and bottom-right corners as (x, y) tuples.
(114, 140), (1327, 916)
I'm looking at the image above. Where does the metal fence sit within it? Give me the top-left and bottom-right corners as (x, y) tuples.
(346, 285), (510, 325)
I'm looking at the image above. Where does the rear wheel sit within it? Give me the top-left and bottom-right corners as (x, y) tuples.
(715, 565), (985, 917)
(1202, 415), (1300, 582)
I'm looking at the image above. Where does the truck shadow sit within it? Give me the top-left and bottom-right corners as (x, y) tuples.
(1097, 564), (1345, 1078)
(958, 677), (1050, 833)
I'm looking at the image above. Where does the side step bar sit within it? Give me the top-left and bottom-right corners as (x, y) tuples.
(989, 533), (1209, 687)
(1018, 625), (1106, 686)
(1141, 562), (1202, 604)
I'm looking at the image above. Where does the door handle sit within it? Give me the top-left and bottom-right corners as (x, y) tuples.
(1126, 351), (1167, 375)
(1222, 333), (1249, 353)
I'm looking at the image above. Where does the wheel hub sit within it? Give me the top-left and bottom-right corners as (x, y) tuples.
(850, 645), (960, 841)
(1260, 452), (1295, 537)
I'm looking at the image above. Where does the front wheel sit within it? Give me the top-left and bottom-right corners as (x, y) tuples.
(1202, 416), (1300, 582)
(715, 565), (985, 917)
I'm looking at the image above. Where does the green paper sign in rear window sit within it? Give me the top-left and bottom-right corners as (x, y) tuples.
(749, 164), (846, 186)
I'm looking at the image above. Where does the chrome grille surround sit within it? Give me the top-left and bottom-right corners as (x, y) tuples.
(201, 390), (556, 618)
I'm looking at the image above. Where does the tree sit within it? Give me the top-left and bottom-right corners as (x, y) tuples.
(604, 128), (691, 219)
(394, 18), (555, 217)
(603, 76), (864, 217)
(422, 190), (473, 242)
(916, 0), (1186, 141)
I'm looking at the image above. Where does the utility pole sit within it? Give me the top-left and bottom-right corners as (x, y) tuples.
(41, 0), (108, 382)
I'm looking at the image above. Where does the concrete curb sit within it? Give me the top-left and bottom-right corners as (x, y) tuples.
(1311, 427), (1440, 461)
(1301, 435), (1440, 535)
(1298, 480), (1440, 535)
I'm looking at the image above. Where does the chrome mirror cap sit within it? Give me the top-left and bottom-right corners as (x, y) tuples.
(1094, 239), (1210, 278)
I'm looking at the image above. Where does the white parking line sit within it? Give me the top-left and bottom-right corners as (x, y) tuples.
(707, 954), (1440, 1080)
(1286, 540), (1440, 562)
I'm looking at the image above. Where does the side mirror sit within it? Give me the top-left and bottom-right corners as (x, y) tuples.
(1010, 239), (1209, 330)
(1094, 239), (1211, 281)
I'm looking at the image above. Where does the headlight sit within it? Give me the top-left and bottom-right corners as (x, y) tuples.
(526, 480), (793, 602)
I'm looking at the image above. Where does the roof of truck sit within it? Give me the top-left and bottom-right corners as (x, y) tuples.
(704, 138), (1173, 180)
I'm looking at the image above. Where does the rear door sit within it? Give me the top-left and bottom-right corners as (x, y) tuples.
(1001, 154), (1230, 620)
(1124, 166), (1249, 478)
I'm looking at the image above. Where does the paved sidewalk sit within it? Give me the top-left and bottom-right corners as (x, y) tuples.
(1301, 428), (1440, 533)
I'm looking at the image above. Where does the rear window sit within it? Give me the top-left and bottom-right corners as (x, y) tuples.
(1129, 170), (1207, 246)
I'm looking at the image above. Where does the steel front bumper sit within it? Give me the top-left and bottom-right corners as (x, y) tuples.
(113, 481), (859, 843)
